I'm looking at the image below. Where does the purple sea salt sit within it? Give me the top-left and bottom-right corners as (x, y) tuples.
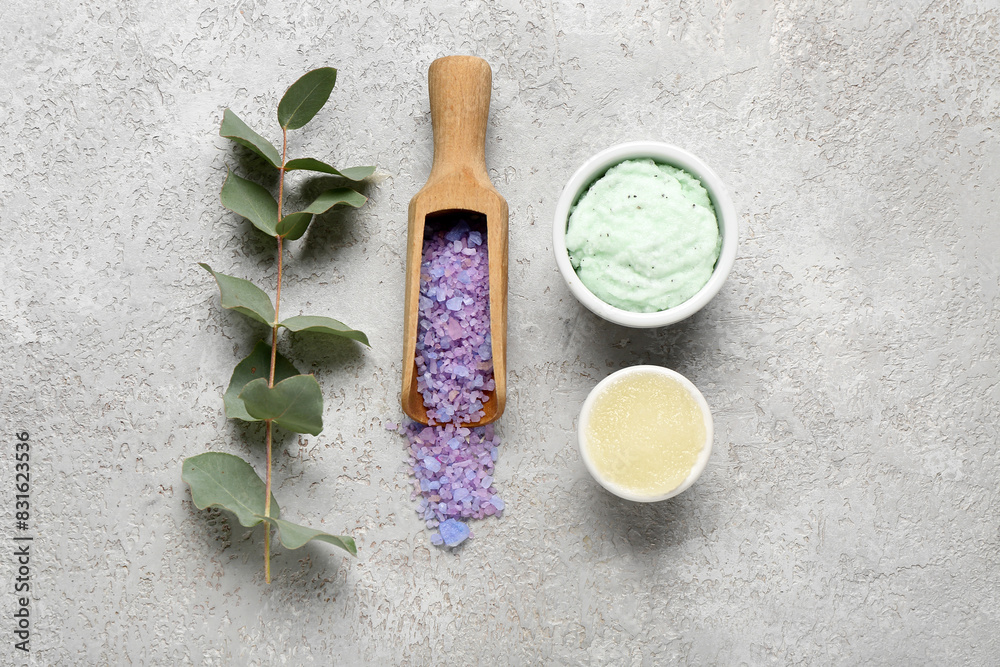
(395, 214), (505, 546)
(413, 217), (496, 425)
(438, 518), (470, 547)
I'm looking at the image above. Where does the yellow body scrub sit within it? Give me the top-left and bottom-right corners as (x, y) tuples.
(580, 367), (711, 500)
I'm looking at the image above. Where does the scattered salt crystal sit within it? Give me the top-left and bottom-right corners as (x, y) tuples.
(439, 519), (470, 547)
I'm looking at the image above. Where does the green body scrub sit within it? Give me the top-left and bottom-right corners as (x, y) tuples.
(565, 159), (721, 313)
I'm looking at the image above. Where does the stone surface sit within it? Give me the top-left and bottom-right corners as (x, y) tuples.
(2, 0), (999, 664)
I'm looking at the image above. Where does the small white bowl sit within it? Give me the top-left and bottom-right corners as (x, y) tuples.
(553, 141), (738, 328)
(578, 365), (713, 502)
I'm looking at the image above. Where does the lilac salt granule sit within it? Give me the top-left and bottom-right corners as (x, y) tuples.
(439, 519), (470, 547)
(393, 217), (505, 547)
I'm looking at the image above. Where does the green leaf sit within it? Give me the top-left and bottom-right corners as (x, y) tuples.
(275, 212), (313, 241)
(239, 375), (324, 435)
(220, 109), (281, 168)
(200, 263), (276, 325)
(278, 68), (337, 131)
(224, 341), (301, 421)
(182, 452), (280, 527)
(255, 516), (357, 555)
(273, 189), (366, 240)
(220, 168), (279, 236)
(302, 188), (368, 215)
(284, 159), (376, 181)
(280, 315), (370, 346)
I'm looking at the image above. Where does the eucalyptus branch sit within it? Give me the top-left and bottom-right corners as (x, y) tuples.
(182, 68), (376, 583)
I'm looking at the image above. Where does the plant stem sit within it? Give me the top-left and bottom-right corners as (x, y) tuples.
(264, 420), (273, 584)
(271, 127), (287, 384)
(262, 127), (289, 585)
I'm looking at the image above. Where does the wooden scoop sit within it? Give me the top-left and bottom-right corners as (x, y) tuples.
(401, 56), (508, 427)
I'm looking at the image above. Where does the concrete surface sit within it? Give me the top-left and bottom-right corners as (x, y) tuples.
(3, 0), (999, 664)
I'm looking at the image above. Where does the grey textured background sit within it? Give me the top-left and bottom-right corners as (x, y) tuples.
(3, 0), (998, 664)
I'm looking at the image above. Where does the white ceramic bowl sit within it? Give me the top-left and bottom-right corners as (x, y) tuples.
(578, 365), (713, 502)
(553, 141), (738, 327)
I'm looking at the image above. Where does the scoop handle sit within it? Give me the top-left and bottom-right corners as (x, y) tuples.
(427, 56), (492, 182)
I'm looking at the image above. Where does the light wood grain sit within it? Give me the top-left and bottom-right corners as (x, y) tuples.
(401, 56), (508, 427)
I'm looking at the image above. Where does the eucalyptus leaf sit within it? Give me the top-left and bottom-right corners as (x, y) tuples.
(200, 263), (276, 325)
(239, 375), (324, 435)
(275, 212), (313, 241)
(220, 168), (279, 236)
(255, 516), (357, 554)
(220, 109), (281, 168)
(302, 188), (368, 215)
(278, 68), (337, 131)
(224, 341), (301, 421)
(280, 315), (370, 346)
(283, 159), (375, 181)
(182, 452), (280, 527)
